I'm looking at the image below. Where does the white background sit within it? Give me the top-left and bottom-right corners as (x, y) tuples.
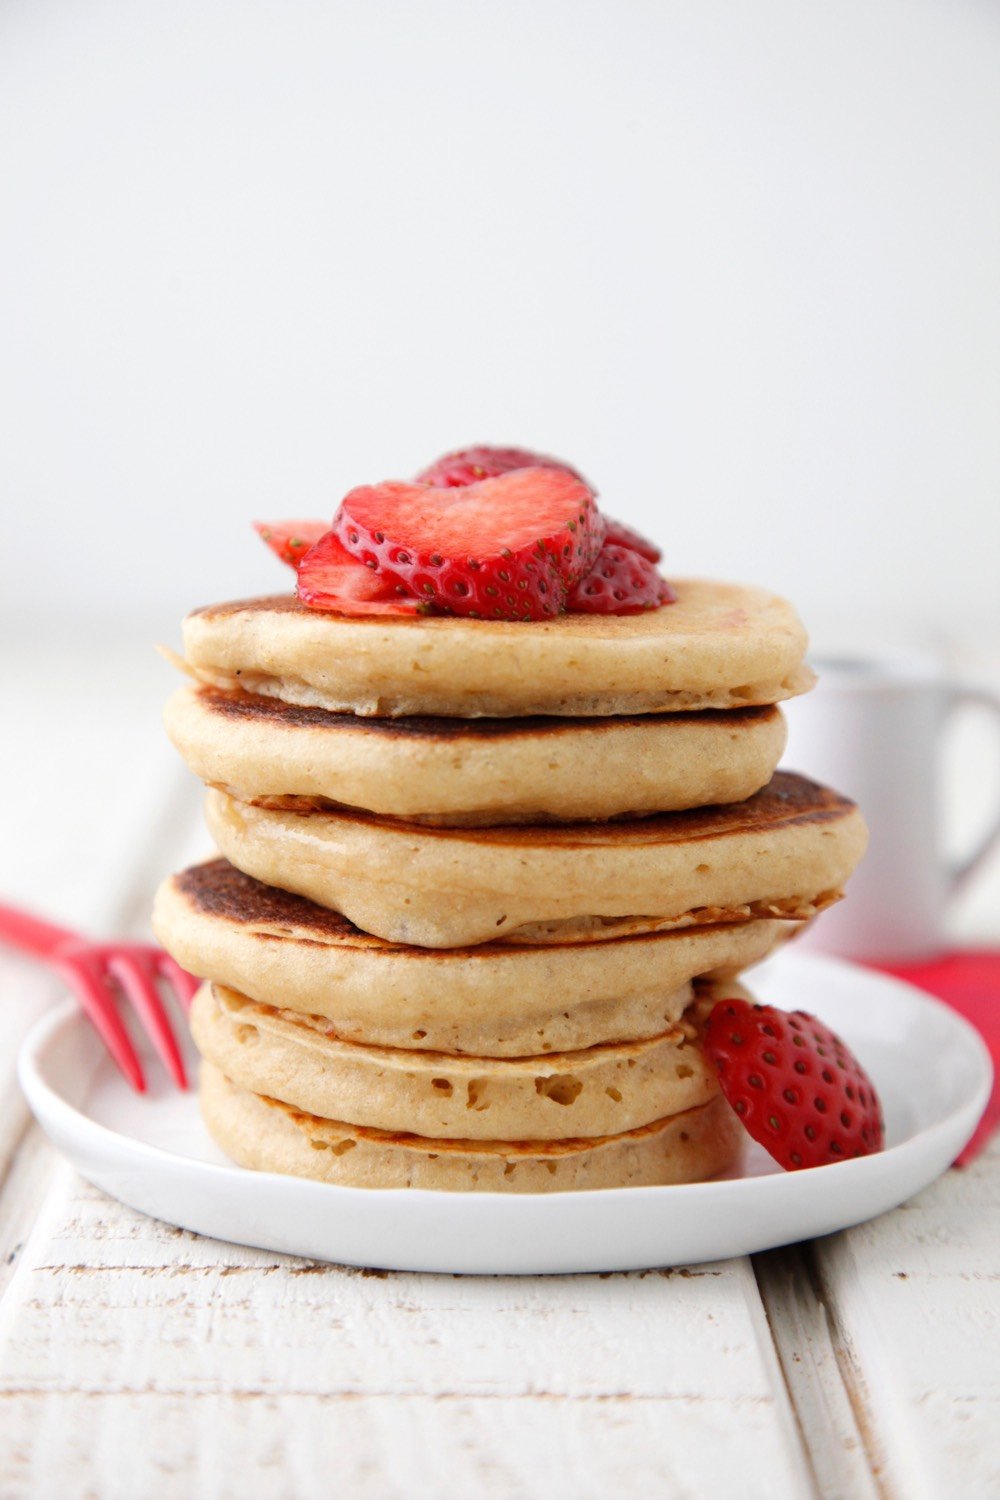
(1, 0), (998, 646)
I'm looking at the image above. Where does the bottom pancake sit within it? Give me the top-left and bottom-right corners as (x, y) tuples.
(200, 1063), (744, 1192)
(191, 982), (722, 1140)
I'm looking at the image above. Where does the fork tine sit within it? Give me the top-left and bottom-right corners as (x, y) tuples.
(155, 951), (200, 1010)
(56, 958), (146, 1093)
(107, 953), (188, 1090)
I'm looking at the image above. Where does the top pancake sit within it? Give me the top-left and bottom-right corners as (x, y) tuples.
(180, 579), (813, 717)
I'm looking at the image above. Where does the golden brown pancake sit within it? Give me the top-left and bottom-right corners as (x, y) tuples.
(154, 859), (791, 1053)
(200, 1063), (743, 1192)
(202, 771), (867, 948)
(178, 579), (814, 718)
(191, 981), (723, 1140)
(165, 683), (788, 822)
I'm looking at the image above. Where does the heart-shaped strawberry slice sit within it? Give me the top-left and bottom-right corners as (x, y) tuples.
(417, 445), (666, 583)
(333, 468), (604, 621)
(704, 999), (884, 1170)
(296, 532), (423, 616)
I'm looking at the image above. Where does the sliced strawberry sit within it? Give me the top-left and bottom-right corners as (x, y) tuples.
(254, 520), (328, 569)
(296, 531), (424, 616)
(704, 999), (885, 1170)
(416, 444), (587, 490)
(323, 595), (424, 616)
(333, 469), (604, 621)
(603, 517), (662, 564)
(297, 593), (424, 616)
(567, 542), (676, 614)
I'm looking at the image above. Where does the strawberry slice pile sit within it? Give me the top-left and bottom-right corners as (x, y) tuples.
(254, 443), (674, 620)
(332, 468), (602, 620)
(704, 999), (884, 1170)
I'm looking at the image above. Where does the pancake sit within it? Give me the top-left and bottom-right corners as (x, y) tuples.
(165, 684), (787, 822)
(178, 579), (814, 718)
(190, 981), (722, 1140)
(200, 1063), (743, 1192)
(202, 771), (867, 948)
(153, 859), (790, 1053)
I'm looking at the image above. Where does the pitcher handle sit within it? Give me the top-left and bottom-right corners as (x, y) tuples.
(947, 687), (1000, 894)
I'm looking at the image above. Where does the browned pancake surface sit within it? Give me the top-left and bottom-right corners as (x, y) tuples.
(174, 857), (804, 956)
(224, 770), (852, 849)
(175, 858), (358, 941)
(193, 682), (779, 742)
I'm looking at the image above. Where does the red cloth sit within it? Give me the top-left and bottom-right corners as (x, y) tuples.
(871, 951), (1000, 1165)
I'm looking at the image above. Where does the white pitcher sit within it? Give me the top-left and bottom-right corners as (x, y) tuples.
(781, 653), (1000, 962)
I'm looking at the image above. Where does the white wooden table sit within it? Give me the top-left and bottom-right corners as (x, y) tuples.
(2, 628), (998, 1500)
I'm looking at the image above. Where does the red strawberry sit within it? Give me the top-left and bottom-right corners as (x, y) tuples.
(333, 468), (604, 621)
(603, 517), (661, 564)
(254, 519), (328, 569)
(296, 531), (423, 616)
(417, 448), (663, 564)
(416, 444), (587, 490)
(567, 542), (676, 614)
(704, 999), (884, 1170)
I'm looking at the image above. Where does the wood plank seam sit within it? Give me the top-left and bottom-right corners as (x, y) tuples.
(753, 1245), (881, 1500)
(753, 1248), (827, 1500)
(801, 1241), (894, 1499)
(0, 1387), (787, 1403)
(740, 1249), (822, 1500)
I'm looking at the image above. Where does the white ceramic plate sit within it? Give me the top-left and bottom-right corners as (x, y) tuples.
(18, 951), (991, 1274)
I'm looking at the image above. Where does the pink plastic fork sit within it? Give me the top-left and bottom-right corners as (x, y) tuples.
(0, 903), (198, 1092)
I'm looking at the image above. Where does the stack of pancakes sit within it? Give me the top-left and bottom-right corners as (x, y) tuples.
(154, 579), (867, 1191)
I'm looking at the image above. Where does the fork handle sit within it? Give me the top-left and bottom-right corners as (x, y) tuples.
(0, 903), (80, 962)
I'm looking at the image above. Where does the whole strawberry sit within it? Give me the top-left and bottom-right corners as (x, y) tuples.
(704, 999), (884, 1170)
(333, 468), (604, 621)
(567, 542), (676, 614)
